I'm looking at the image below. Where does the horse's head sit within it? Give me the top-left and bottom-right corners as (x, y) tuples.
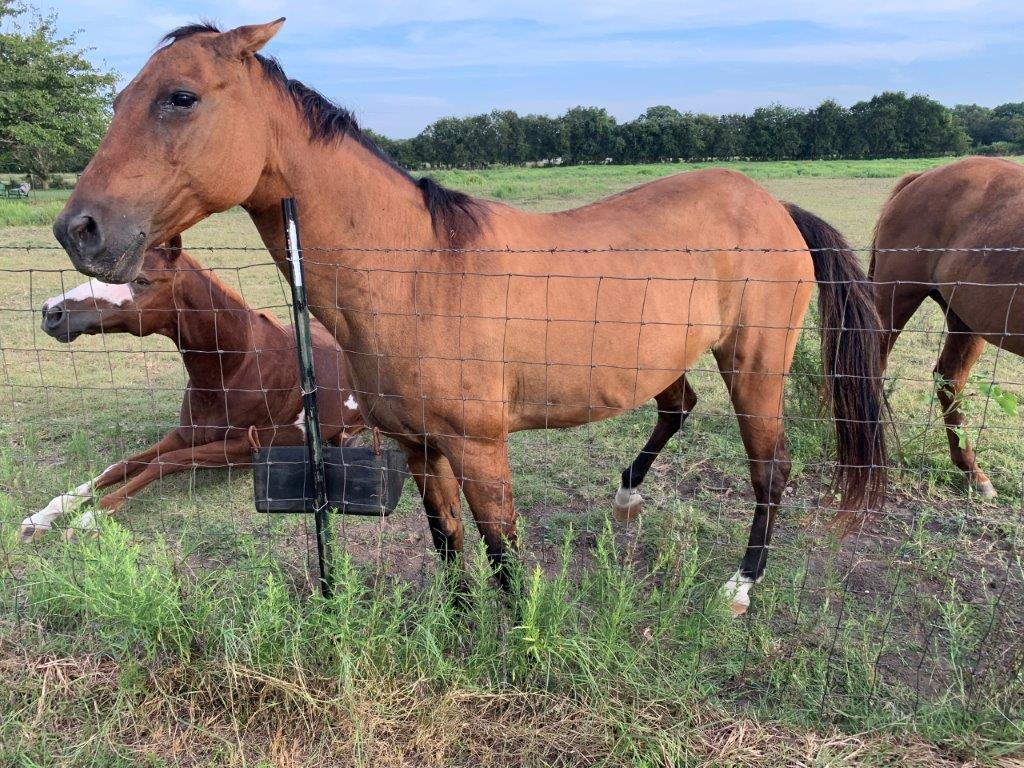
(41, 236), (184, 341)
(53, 20), (284, 282)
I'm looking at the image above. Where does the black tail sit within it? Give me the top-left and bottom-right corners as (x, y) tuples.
(785, 203), (887, 525)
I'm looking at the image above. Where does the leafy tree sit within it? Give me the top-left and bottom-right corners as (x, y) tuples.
(745, 105), (804, 160)
(850, 92), (907, 158)
(846, 92), (968, 158)
(490, 110), (527, 165)
(520, 114), (566, 162)
(419, 116), (468, 167)
(991, 103), (1024, 147)
(562, 106), (619, 164)
(803, 99), (848, 159)
(952, 104), (997, 147)
(0, 1), (117, 184)
(709, 114), (747, 159)
(904, 94), (969, 156)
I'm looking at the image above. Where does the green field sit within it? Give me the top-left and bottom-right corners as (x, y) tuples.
(1, 158), (1022, 766)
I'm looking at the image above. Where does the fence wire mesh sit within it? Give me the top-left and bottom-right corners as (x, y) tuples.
(1, 241), (1021, 739)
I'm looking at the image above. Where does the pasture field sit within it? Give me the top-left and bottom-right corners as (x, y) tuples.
(1, 158), (1022, 766)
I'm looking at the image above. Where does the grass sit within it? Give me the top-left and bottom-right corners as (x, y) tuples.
(0, 189), (71, 227)
(1, 156), (1023, 765)
(425, 156), (1024, 212)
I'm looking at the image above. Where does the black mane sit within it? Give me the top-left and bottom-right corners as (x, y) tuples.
(160, 22), (484, 247)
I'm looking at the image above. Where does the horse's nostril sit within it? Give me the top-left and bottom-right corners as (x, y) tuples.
(67, 213), (104, 257)
(42, 304), (65, 330)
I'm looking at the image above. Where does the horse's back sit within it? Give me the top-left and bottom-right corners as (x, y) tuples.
(875, 157), (1024, 254)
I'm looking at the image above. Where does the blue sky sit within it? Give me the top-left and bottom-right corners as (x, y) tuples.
(38, 1), (1024, 138)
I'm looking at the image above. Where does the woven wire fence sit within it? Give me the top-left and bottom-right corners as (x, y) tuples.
(1, 241), (1022, 733)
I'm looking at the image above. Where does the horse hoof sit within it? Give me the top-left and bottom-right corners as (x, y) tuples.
(729, 598), (749, 617)
(612, 486), (643, 523)
(19, 523), (43, 544)
(722, 570), (757, 618)
(975, 480), (998, 499)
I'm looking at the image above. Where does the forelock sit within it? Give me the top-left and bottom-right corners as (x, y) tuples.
(159, 21), (222, 48)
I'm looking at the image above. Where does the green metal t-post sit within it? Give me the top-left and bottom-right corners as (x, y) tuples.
(281, 197), (333, 599)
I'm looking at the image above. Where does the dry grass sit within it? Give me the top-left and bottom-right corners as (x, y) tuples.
(0, 638), (992, 768)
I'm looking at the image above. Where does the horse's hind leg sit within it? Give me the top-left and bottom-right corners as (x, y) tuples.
(403, 444), (464, 563)
(933, 313), (995, 497)
(614, 376), (697, 522)
(874, 279), (930, 370)
(714, 349), (792, 617)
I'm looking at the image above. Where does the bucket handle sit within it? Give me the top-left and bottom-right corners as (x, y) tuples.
(247, 425), (262, 453)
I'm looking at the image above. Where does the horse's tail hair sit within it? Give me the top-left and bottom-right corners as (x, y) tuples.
(785, 202), (887, 530)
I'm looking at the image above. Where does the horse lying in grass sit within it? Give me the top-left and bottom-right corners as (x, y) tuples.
(21, 236), (365, 541)
(872, 156), (1024, 500)
(50, 19), (887, 615)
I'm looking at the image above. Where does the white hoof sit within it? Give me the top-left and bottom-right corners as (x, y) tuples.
(974, 480), (998, 499)
(65, 509), (100, 542)
(19, 520), (45, 544)
(722, 570), (761, 617)
(613, 485), (643, 523)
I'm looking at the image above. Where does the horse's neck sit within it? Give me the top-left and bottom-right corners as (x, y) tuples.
(171, 269), (265, 387)
(243, 112), (446, 296)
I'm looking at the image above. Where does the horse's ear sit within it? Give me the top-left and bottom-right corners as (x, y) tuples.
(165, 234), (182, 261)
(216, 18), (285, 60)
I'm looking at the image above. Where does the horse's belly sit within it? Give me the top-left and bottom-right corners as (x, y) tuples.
(504, 316), (717, 430)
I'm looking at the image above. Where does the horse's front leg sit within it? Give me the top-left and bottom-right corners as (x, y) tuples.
(444, 436), (518, 591)
(20, 430), (187, 542)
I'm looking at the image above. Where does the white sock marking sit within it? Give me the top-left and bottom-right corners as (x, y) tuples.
(22, 478), (96, 534)
(294, 408), (306, 437)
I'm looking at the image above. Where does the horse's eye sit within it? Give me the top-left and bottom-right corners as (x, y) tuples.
(133, 276), (151, 287)
(168, 91), (198, 110)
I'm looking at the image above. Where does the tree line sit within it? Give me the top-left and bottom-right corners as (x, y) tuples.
(373, 95), (1024, 168)
(2, 1), (1023, 184)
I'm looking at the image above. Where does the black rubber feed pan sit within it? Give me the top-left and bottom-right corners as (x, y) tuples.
(253, 446), (408, 515)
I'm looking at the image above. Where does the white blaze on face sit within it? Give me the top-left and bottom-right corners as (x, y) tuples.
(344, 394), (359, 411)
(43, 278), (133, 310)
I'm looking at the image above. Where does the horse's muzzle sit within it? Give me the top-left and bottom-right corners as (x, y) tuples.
(40, 303), (93, 343)
(53, 206), (147, 282)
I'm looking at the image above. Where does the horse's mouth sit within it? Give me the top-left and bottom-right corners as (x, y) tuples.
(63, 231), (148, 283)
(104, 232), (148, 282)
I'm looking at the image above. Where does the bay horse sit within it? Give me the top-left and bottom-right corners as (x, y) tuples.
(872, 156), (1024, 499)
(21, 235), (364, 541)
(51, 20), (886, 614)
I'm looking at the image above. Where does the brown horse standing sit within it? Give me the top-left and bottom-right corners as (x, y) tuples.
(51, 20), (886, 614)
(21, 236), (364, 541)
(872, 156), (1024, 499)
